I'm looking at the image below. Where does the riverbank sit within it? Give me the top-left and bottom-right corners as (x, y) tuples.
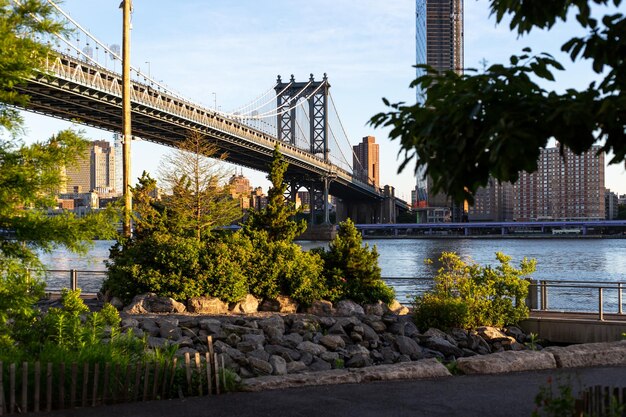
(362, 234), (626, 240)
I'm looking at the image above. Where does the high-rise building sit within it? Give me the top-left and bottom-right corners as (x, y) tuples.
(65, 140), (116, 195)
(513, 146), (605, 221)
(229, 171), (252, 210)
(416, 0), (464, 217)
(468, 178), (514, 222)
(353, 136), (380, 189)
(605, 189), (619, 220)
(416, 0), (463, 75)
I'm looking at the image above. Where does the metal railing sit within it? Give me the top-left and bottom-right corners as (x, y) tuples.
(528, 279), (625, 321)
(29, 269), (107, 295)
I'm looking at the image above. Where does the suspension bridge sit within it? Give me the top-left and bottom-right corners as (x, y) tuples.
(11, 1), (407, 227)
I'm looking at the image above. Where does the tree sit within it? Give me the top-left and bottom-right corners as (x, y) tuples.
(370, 0), (625, 203)
(244, 143), (306, 242)
(316, 219), (395, 304)
(0, 0), (64, 132)
(158, 132), (240, 241)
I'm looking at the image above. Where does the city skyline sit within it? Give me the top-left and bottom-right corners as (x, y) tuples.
(17, 0), (626, 199)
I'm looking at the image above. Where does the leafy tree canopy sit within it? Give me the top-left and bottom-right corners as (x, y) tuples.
(370, 0), (625, 203)
(0, 0), (64, 132)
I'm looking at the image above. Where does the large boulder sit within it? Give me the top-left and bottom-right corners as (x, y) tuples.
(545, 341), (626, 368)
(318, 334), (346, 351)
(477, 326), (510, 343)
(387, 299), (410, 315)
(231, 294), (260, 314)
(394, 335), (423, 360)
(305, 300), (334, 316)
(188, 297), (229, 314)
(335, 300), (365, 317)
(124, 293), (186, 314)
(259, 296), (299, 314)
(457, 350), (557, 374)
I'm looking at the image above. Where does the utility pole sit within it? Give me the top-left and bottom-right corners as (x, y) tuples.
(121, 0), (132, 237)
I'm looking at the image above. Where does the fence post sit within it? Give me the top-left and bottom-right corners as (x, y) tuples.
(619, 283), (623, 315)
(70, 270), (78, 291)
(540, 280), (548, 311)
(598, 287), (604, 321)
(526, 279), (539, 310)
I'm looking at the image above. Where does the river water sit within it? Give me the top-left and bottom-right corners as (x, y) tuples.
(38, 238), (626, 310)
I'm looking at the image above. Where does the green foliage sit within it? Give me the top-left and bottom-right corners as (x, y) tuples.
(244, 144), (306, 242)
(316, 219), (395, 304)
(0, 0), (65, 132)
(413, 294), (470, 331)
(219, 367), (242, 393)
(413, 252), (535, 330)
(0, 130), (118, 269)
(370, 0), (626, 203)
(158, 132), (240, 241)
(105, 232), (205, 303)
(532, 377), (577, 417)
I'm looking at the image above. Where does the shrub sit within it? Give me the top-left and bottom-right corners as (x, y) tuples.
(413, 293), (469, 331)
(413, 252), (535, 330)
(317, 219), (394, 304)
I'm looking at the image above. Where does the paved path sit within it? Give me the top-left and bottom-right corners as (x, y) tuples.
(35, 366), (626, 417)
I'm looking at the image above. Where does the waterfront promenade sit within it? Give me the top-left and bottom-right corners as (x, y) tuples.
(36, 366), (626, 417)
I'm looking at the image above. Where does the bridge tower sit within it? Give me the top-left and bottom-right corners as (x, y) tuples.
(276, 74), (332, 226)
(275, 74), (329, 162)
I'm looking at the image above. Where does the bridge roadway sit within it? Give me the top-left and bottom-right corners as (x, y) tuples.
(15, 54), (381, 202)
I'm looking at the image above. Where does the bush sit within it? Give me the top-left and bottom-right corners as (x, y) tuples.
(413, 293), (469, 331)
(413, 252), (535, 330)
(317, 219), (394, 304)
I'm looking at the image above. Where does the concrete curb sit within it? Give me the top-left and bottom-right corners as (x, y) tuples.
(241, 358), (451, 392)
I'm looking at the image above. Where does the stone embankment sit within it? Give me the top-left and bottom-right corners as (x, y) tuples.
(110, 293), (626, 392)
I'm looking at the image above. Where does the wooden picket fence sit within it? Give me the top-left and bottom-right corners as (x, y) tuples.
(575, 386), (626, 417)
(0, 338), (225, 415)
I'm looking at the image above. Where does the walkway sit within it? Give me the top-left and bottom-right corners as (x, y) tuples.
(35, 366), (626, 417)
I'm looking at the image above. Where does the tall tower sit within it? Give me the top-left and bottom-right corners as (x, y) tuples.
(416, 0), (464, 219)
(352, 136), (380, 189)
(65, 140), (116, 194)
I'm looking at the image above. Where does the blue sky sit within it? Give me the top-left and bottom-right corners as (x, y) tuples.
(20, 0), (626, 198)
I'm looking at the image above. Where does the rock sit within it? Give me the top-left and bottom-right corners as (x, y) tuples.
(477, 326), (510, 343)
(199, 319), (223, 335)
(214, 341), (246, 362)
(360, 323), (380, 343)
(177, 336), (194, 348)
(265, 345), (301, 362)
(319, 335), (346, 351)
(296, 341), (327, 356)
(387, 299), (409, 315)
(242, 333), (266, 349)
(545, 341), (626, 368)
(139, 319), (160, 337)
(121, 318), (139, 329)
(247, 348), (270, 362)
(505, 326), (527, 343)
(176, 347), (198, 357)
(147, 336), (171, 349)
(467, 331), (491, 354)
(309, 357), (333, 372)
(395, 335), (423, 360)
(423, 328), (458, 346)
(320, 351), (340, 363)
(222, 323), (263, 337)
(346, 354), (372, 368)
(188, 297), (229, 314)
(282, 333), (304, 349)
(123, 293), (154, 314)
(226, 333), (242, 347)
(335, 300), (365, 316)
(362, 316), (387, 333)
(109, 297), (124, 310)
(402, 321), (421, 338)
(147, 296), (186, 313)
(423, 336), (464, 358)
(270, 355), (287, 375)
(364, 301), (388, 316)
(158, 319), (182, 341)
(345, 344), (370, 358)
(305, 300), (334, 316)
(248, 357), (273, 376)
(259, 296), (299, 313)
(290, 317), (320, 335)
(231, 294), (260, 314)
(299, 352), (314, 366)
(457, 350), (557, 374)
(286, 361), (308, 374)
(258, 316), (285, 344)
(422, 348), (445, 360)
(237, 340), (260, 353)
